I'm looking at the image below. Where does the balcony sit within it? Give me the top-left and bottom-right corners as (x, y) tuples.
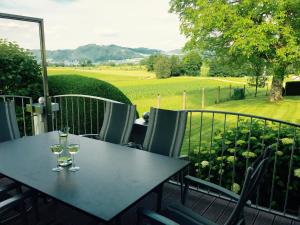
(1, 94), (299, 225)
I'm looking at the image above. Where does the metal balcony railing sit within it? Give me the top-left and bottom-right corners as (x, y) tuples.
(0, 95), (34, 136)
(2, 94), (299, 221)
(183, 110), (300, 220)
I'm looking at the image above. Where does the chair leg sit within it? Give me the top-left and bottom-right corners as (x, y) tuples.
(180, 171), (184, 204)
(32, 191), (40, 223)
(20, 202), (29, 225)
(182, 180), (189, 205)
(156, 184), (164, 212)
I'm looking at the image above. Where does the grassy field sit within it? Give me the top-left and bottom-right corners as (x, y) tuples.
(48, 66), (300, 123)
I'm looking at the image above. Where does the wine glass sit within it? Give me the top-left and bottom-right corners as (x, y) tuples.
(68, 143), (80, 172)
(50, 144), (63, 172)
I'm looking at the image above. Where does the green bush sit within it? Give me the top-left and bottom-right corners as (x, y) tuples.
(0, 39), (43, 99)
(181, 51), (202, 76)
(231, 88), (245, 100)
(189, 119), (300, 213)
(154, 55), (171, 79)
(48, 75), (133, 133)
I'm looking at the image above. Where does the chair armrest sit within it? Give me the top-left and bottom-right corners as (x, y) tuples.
(179, 155), (188, 160)
(0, 182), (21, 195)
(124, 142), (143, 150)
(0, 189), (34, 212)
(184, 175), (240, 201)
(137, 208), (179, 225)
(79, 134), (100, 139)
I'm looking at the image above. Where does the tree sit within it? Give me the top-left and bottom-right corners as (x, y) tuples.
(170, 0), (300, 101)
(142, 54), (161, 71)
(0, 39), (42, 99)
(181, 51), (202, 76)
(154, 55), (172, 78)
(170, 55), (182, 76)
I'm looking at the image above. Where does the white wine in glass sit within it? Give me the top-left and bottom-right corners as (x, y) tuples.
(68, 144), (80, 172)
(50, 144), (63, 172)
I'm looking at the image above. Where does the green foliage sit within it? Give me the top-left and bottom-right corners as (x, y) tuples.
(48, 75), (132, 104)
(0, 39), (43, 99)
(231, 88), (245, 100)
(142, 54), (160, 71)
(170, 0), (300, 100)
(170, 55), (182, 76)
(247, 76), (268, 88)
(153, 55), (172, 79)
(189, 119), (300, 211)
(181, 51), (202, 76)
(79, 59), (93, 67)
(142, 52), (202, 77)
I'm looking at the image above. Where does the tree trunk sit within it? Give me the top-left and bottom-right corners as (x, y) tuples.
(269, 67), (285, 102)
(255, 76), (258, 97)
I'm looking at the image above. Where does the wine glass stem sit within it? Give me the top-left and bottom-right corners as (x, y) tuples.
(57, 154), (60, 168)
(72, 154), (75, 168)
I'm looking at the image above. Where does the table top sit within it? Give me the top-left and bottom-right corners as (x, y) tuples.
(0, 132), (189, 222)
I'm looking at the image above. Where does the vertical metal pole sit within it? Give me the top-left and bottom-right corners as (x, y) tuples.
(38, 20), (49, 132)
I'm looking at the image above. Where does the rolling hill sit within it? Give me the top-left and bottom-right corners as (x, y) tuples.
(31, 44), (162, 65)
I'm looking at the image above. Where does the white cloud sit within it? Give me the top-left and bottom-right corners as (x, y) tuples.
(0, 0), (185, 51)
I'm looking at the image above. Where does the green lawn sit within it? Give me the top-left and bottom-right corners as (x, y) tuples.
(48, 66), (300, 123)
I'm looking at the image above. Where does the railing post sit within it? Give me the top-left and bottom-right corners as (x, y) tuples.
(183, 90), (186, 110)
(157, 94), (160, 108)
(243, 84), (246, 97)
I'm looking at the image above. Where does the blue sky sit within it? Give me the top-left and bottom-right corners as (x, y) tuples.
(0, 0), (186, 51)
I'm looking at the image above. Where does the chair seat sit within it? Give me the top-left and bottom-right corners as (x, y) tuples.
(165, 203), (218, 225)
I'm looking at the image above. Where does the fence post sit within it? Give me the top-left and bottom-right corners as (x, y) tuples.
(217, 86), (220, 104)
(183, 90), (186, 110)
(202, 88), (205, 109)
(157, 94), (160, 108)
(243, 85), (246, 97)
(229, 84), (232, 100)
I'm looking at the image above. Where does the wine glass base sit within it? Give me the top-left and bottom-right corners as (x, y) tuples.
(69, 166), (80, 172)
(52, 167), (63, 172)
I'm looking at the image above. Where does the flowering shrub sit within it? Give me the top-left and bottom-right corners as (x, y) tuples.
(188, 118), (300, 213)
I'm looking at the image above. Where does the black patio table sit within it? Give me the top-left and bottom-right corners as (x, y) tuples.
(0, 132), (189, 224)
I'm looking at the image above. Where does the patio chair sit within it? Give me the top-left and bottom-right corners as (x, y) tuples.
(142, 107), (187, 158)
(83, 101), (136, 145)
(139, 108), (188, 210)
(137, 146), (273, 225)
(0, 101), (38, 224)
(0, 101), (20, 142)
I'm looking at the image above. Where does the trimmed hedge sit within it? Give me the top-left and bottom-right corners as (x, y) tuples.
(48, 75), (134, 134)
(48, 75), (132, 104)
(285, 81), (300, 96)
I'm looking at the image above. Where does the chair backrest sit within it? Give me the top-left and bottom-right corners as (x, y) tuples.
(99, 101), (136, 145)
(225, 146), (273, 225)
(142, 108), (187, 158)
(0, 101), (20, 142)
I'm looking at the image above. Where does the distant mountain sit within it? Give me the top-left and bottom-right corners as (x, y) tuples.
(31, 44), (162, 65)
(164, 49), (182, 55)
